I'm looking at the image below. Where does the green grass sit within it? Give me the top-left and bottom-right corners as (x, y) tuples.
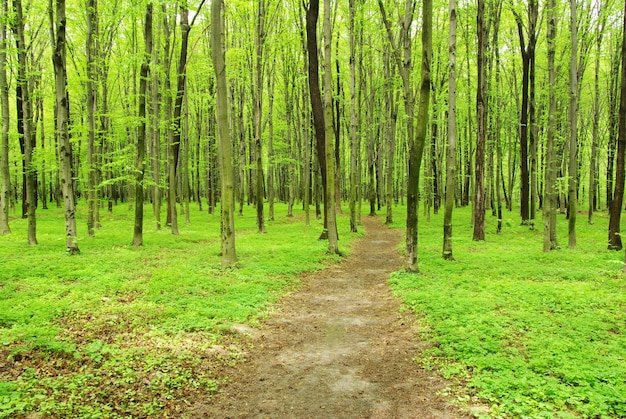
(0, 201), (358, 418)
(389, 205), (626, 418)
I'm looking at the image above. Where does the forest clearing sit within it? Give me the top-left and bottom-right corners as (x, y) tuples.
(1, 204), (625, 418)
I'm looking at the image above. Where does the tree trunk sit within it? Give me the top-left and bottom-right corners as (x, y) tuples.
(86, 0), (98, 237)
(589, 14), (604, 225)
(514, 11), (530, 224)
(609, 3), (626, 251)
(543, 0), (558, 251)
(568, 0), (578, 248)
(443, 0), (457, 259)
(16, 0), (37, 245)
(268, 67), (276, 221)
(0, 0), (11, 235)
(51, 0), (79, 252)
(473, 0), (487, 241)
(254, 0), (267, 233)
(169, 5), (190, 235)
(306, 0), (328, 239)
(132, 3), (152, 246)
(323, 0), (339, 254)
(211, 0), (236, 267)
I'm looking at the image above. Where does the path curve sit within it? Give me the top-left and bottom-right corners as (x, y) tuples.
(192, 216), (470, 418)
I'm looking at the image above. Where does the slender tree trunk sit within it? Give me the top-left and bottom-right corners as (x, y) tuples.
(169, 5), (189, 235)
(568, 0), (578, 248)
(254, 0), (267, 233)
(51, 0), (79, 252)
(132, 3), (152, 246)
(0, 0), (11, 235)
(590, 12), (605, 225)
(323, 0), (339, 253)
(609, 3), (626, 251)
(306, 0), (328, 239)
(443, 0), (457, 259)
(268, 68), (276, 222)
(513, 8), (533, 224)
(619, 1), (626, 270)
(211, 0), (236, 266)
(543, 0), (558, 251)
(16, 0), (37, 245)
(86, 0), (98, 237)
(151, 11), (162, 230)
(473, 0), (487, 241)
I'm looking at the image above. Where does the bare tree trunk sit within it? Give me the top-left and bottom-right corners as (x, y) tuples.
(268, 67), (276, 222)
(151, 9), (162, 230)
(132, 3), (152, 246)
(86, 0), (98, 237)
(0, 0), (11, 235)
(51, 0), (78, 252)
(306, 0), (329, 240)
(323, 0), (339, 254)
(211, 0), (236, 266)
(590, 10), (605, 225)
(473, 0), (487, 241)
(610, 2), (626, 251)
(443, 0), (457, 259)
(254, 0), (267, 233)
(568, 0), (578, 248)
(543, 0), (558, 251)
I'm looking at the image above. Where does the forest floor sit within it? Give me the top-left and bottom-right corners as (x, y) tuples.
(191, 216), (473, 418)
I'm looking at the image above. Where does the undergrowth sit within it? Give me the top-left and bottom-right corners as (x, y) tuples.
(390, 206), (626, 418)
(0, 202), (356, 418)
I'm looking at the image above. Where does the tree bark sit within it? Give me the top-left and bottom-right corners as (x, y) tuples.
(254, 0), (267, 233)
(543, 0), (558, 251)
(568, 0), (578, 248)
(51, 0), (78, 252)
(132, 3), (153, 246)
(589, 11), (605, 225)
(211, 0), (236, 267)
(86, 0), (98, 237)
(0, 0), (11, 235)
(443, 0), (457, 259)
(610, 2), (626, 251)
(323, 0), (339, 254)
(306, 0), (329, 239)
(473, 0), (487, 241)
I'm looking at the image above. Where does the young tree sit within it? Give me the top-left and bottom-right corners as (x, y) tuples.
(253, 0), (270, 233)
(14, 0), (37, 245)
(379, 0), (431, 272)
(443, 0), (457, 259)
(568, 0), (578, 248)
(348, 0), (358, 233)
(86, 0), (99, 236)
(211, 0), (236, 267)
(512, 0), (538, 225)
(473, 0), (487, 241)
(305, 0), (331, 240)
(610, 2), (626, 251)
(323, 0), (339, 254)
(543, 0), (558, 251)
(132, 3), (153, 247)
(0, 0), (10, 235)
(51, 0), (78, 253)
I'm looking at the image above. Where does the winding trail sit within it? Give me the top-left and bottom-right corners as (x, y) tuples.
(192, 216), (471, 418)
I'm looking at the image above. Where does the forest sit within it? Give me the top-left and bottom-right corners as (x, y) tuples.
(1, 0), (626, 417)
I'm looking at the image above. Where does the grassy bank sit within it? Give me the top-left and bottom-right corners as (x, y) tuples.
(389, 206), (626, 418)
(0, 202), (358, 418)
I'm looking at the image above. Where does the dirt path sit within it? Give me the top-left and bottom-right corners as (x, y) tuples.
(192, 216), (471, 418)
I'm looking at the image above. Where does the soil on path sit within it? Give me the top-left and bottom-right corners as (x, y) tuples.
(192, 216), (472, 418)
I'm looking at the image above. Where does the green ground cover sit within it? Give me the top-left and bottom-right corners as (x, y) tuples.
(390, 207), (626, 418)
(0, 203), (357, 418)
